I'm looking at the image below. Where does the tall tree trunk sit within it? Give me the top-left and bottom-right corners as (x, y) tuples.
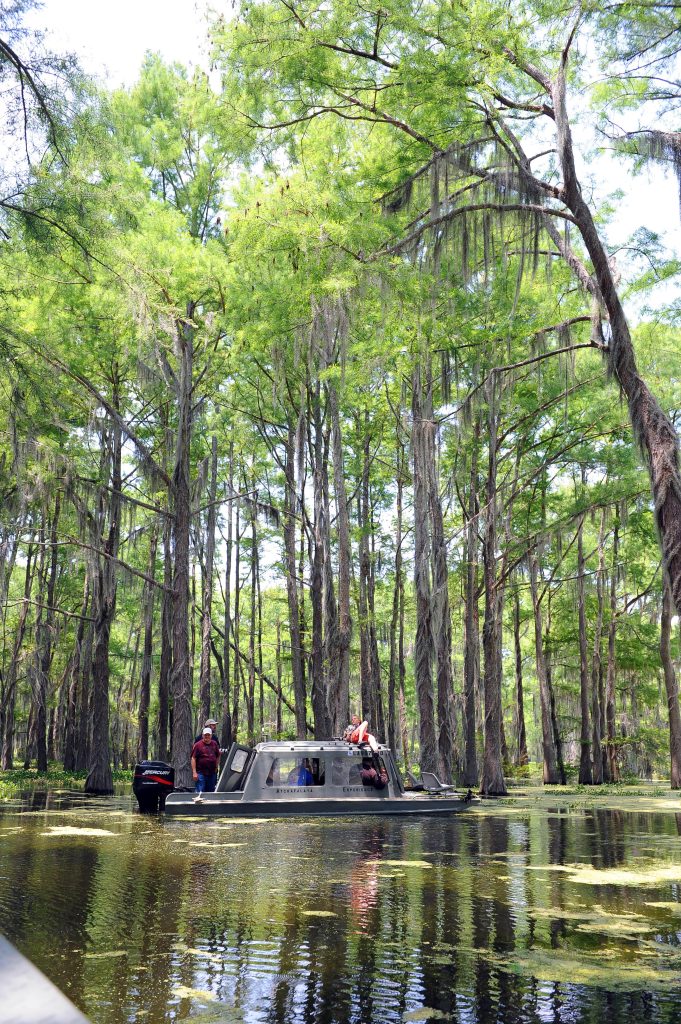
(283, 420), (307, 737)
(169, 305), (196, 790)
(357, 417), (384, 736)
(358, 422), (373, 722)
(326, 381), (351, 735)
(399, 674), (409, 771)
(1, 543), (35, 769)
(35, 491), (61, 772)
(232, 493), (242, 739)
(396, 443), (408, 768)
(411, 363), (438, 773)
(247, 489), (257, 744)
(462, 418), (480, 787)
(577, 510), (592, 785)
(388, 446), (405, 754)
(74, 597), (94, 773)
(429, 413), (456, 783)
(0, 511), (22, 718)
(321, 422), (339, 736)
(591, 509), (606, 784)
(63, 569), (89, 771)
(276, 618), (283, 736)
(480, 386), (506, 796)
(199, 435), (218, 726)
(368, 498), (385, 737)
(221, 439), (234, 750)
(86, 396), (121, 796)
(661, 577), (681, 788)
(551, 66), (681, 616)
(545, 590), (566, 784)
(190, 564), (197, 721)
(605, 506), (620, 782)
(137, 524), (158, 762)
(118, 626), (138, 770)
(256, 504), (264, 737)
(310, 388), (331, 737)
(156, 511), (172, 762)
(298, 494), (308, 727)
(513, 584), (528, 768)
(24, 527), (45, 770)
(0, 511), (21, 632)
(528, 547), (559, 782)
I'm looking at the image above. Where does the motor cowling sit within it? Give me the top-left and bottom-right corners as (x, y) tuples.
(133, 760), (174, 812)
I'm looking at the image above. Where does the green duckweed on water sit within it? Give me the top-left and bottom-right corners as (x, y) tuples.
(2, 783), (681, 1022)
(487, 946), (681, 992)
(40, 825), (119, 837)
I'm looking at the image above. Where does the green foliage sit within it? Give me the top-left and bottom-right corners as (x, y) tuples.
(0, 765), (132, 800)
(2, 0), (681, 790)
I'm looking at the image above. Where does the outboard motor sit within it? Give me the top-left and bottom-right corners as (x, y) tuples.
(133, 760), (174, 812)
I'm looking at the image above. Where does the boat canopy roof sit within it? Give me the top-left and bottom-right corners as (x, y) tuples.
(253, 740), (389, 755)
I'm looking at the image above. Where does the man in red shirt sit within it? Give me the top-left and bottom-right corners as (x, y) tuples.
(191, 727), (220, 794)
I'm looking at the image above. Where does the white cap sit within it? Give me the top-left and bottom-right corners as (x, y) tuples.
(202, 727), (212, 735)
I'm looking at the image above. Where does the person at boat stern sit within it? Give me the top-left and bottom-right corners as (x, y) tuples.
(195, 718), (220, 746)
(360, 756), (388, 789)
(191, 727), (220, 793)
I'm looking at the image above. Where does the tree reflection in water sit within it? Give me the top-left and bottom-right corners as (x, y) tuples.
(1, 795), (681, 1023)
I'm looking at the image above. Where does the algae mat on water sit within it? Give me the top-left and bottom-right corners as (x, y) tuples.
(485, 946), (681, 992)
(525, 861), (681, 886)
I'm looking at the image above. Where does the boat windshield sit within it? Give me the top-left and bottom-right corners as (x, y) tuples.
(265, 756), (324, 787)
(261, 753), (391, 791)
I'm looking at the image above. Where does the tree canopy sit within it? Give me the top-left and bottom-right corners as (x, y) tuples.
(1, 0), (680, 794)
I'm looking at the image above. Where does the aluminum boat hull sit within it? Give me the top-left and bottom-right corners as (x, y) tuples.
(164, 791), (471, 816)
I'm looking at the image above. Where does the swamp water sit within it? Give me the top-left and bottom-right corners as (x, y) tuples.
(1, 790), (681, 1023)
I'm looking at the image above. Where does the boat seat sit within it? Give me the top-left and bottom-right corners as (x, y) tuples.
(421, 771), (456, 793)
(405, 770), (424, 791)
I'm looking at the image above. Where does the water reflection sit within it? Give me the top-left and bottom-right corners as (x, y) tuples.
(1, 795), (681, 1023)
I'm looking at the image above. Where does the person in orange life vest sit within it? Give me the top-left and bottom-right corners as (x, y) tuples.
(343, 714), (379, 752)
(191, 727), (220, 793)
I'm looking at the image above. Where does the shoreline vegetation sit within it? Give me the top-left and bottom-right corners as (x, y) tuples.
(0, 767), (132, 800)
(1, 766), (679, 805)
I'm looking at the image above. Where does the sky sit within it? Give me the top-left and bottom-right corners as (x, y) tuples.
(30, 0), (212, 88)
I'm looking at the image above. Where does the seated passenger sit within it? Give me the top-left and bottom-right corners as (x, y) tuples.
(343, 713), (379, 752)
(360, 757), (388, 790)
(287, 759), (314, 786)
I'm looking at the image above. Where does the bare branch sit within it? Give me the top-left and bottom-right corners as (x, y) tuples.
(503, 47), (552, 92)
(439, 336), (603, 426)
(0, 37), (68, 164)
(379, 201), (576, 258)
(319, 40), (397, 69)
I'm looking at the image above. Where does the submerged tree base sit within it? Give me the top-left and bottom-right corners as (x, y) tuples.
(0, 766), (131, 801)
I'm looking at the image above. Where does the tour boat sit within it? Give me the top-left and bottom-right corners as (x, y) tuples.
(138, 740), (474, 817)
